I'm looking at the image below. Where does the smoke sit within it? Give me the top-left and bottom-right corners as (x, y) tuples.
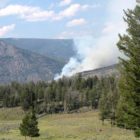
(55, 0), (136, 79)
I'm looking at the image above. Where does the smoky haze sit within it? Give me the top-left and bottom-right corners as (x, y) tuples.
(55, 0), (136, 79)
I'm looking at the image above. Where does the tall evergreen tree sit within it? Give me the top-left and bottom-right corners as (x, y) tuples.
(20, 109), (40, 139)
(19, 114), (30, 140)
(28, 109), (40, 138)
(116, 5), (140, 137)
(99, 77), (118, 125)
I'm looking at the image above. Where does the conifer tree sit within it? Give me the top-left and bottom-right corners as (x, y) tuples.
(19, 109), (40, 139)
(99, 77), (118, 125)
(19, 114), (30, 140)
(28, 109), (40, 138)
(116, 5), (140, 137)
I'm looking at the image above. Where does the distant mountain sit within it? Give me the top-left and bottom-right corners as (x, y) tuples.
(79, 64), (119, 78)
(0, 38), (75, 63)
(0, 41), (63, 84)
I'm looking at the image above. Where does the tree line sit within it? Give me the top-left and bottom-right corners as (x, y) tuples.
(0, 75), (118, 114)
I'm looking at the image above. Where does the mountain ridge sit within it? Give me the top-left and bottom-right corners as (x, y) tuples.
(0, 38), (75, 63)
(0, 41), (63, 84)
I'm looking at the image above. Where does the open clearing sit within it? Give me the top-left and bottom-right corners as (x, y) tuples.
(0, 108), (139, 140)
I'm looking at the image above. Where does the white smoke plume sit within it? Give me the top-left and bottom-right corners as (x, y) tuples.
(55, 0), (136, 79)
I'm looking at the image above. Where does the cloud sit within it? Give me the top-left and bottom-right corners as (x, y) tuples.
(57, 30), (93, 39)
(0, 3), (90, 22)
(54, 4), (88, 20)
(81, 3), (101, 10)
(108, 0), (136, 18)
(0, 4), (54, 22)
(59, 0), (72, 6)
(67, 18), (87, 27)
(0, 24), (15, 36)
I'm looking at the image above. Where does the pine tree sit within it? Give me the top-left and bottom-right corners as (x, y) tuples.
(99, 77), (118, 125)
(99, 92), (109, 124)
(19, 109), (40, 139)
(116, 5), (140, 137)
(28, 109), (40, 138)
(19, 114), (30, 140)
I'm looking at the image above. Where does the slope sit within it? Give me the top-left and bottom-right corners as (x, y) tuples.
(0, 41), (63, 84)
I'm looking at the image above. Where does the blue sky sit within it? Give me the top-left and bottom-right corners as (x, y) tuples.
(0, 0), (133, 38)
(0, 0), (137, 38)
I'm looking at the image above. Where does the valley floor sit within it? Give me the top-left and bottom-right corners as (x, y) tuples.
(0, 108), (139, 140)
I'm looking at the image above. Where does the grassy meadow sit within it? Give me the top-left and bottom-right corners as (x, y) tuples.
(0, 107), (139, 140)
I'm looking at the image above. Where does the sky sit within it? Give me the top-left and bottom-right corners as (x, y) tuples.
(0, 0), (136, 39)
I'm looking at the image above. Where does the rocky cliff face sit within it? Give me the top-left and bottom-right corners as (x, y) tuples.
(0, 41), (63, 84)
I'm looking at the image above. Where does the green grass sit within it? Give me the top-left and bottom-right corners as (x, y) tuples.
(0, 108), (139, 140)
(0, 107), (24, 120)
